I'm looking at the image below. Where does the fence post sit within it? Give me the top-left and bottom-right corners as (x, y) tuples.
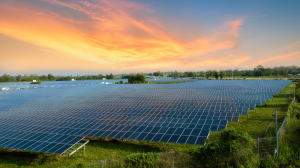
(257, 138), (259, 159)
(101, 160), (102, 168)
(172, 150), (174, 168)
(275, 110), (278, 156)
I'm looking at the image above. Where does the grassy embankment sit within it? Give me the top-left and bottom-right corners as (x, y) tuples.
(0, 83), (295, 168)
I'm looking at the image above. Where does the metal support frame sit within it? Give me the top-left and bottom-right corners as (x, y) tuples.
(64, 139), (89, 157)
(172, 150), (175, 168)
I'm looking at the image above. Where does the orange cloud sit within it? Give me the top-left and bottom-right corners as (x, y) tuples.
(258, 52), (300, 64)
(0, 0), (244, 73)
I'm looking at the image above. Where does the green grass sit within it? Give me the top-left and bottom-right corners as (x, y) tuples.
(0, 138), (193, 168)
(0, 83), (296, 168)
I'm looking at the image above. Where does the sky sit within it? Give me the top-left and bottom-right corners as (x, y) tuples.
(0, 0), (300, 75)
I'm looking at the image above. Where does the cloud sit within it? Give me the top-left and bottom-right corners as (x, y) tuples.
(42, 0), (110, 21)
(258, 52), (300, 64)
(276, 41), (300, 52)
(0, 0), (245, 73)
(50, 12), (86, 24)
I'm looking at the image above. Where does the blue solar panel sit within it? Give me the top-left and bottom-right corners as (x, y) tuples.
(0, 80), (291, 153)
(0, 130), (83, 154)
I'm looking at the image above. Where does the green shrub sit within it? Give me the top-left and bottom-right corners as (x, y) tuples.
(295, 88), (300, 102)
(30, 81), (41, 84)
(128, 74), (146, 84)
(187, 129), (258, 167)
(278, 102), (300, 167)
(125, 152), (160, 167)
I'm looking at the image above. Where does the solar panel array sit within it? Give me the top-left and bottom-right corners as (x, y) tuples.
(0, 80), (291, 154)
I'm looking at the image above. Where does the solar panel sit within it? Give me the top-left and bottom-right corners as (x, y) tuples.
(0, 129), (83, 154)
(0, 80), (291, 153)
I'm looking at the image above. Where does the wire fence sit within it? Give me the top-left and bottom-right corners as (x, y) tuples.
(60, 115), (289, 168)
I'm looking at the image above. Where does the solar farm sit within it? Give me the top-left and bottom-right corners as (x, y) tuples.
(0, 80), (291, 156)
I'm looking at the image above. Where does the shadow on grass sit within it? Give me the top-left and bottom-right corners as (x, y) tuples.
(87, 137), (163, 153)
(0, 149), (48, 167)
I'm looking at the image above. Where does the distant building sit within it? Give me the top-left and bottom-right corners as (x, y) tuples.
(1, 87), (9, 90)
(32, 80), (37, 82)
(103, 78), (107, 80)
(71, 79), (76, 81)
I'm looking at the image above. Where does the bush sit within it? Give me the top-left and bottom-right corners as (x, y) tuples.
(128, 74), (146, 84)
(30, 81), (41, 84)
(296, 87), (300, 102)
(278, 103), (300, 167)
(187, 129), (258, 167)
(125, 152), (160, 167)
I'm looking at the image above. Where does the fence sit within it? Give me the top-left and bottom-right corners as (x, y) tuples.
(252, 115), (288, 160)
(62, 151), (180, 168)
(62, 119), (289, 168)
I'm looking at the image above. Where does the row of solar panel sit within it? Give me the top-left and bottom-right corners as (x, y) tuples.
(0, 121), (227, 136)
(0, 130), (83, 154)
(0, 128), (208, 146)
(0, 114), (239, 124)
(0, 115), (230, 126)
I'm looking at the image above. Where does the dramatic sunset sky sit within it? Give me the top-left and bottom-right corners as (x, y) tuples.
(0, 0), (300, 75)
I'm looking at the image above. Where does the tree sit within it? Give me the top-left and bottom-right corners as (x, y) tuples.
(233, 68), (239, 77)
(199, 71), (204, 77)
(16, 74), (22, 81)
(257, 65), (264, 70)
(24, 74), (30, 81)
(220, 71), (224, 79)
(128, 74), (146, 83)
(106, 73), (114, 79)
(223, 71), (227, 78)
(206, 72), (210, 79)
(214, 71), (219, 79)
(153, 71), (163, 76)
(48, 74), (55, 81)
(184, 72), (189, 77)
(29, 74), (35, 81)
(0, 74), (11, 82)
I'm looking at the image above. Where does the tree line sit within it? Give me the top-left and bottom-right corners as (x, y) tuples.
(1, 65), (299, 82)
(0, 73), (115, 82)
(162, 65), (300, 78)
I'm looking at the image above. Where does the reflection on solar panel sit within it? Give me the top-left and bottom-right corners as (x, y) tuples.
(0, 80), (291, 154)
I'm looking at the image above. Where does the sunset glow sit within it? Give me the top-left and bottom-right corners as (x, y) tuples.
(0, 0), (299, 75)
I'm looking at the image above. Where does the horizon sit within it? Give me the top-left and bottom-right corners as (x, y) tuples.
(1, 0), (300, 75)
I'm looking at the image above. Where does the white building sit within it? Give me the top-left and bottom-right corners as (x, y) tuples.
(32, 80), (37, 82)
(71, 79), (76, 81)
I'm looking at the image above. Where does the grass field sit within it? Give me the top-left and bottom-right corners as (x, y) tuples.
(0, 82), (296, 168)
